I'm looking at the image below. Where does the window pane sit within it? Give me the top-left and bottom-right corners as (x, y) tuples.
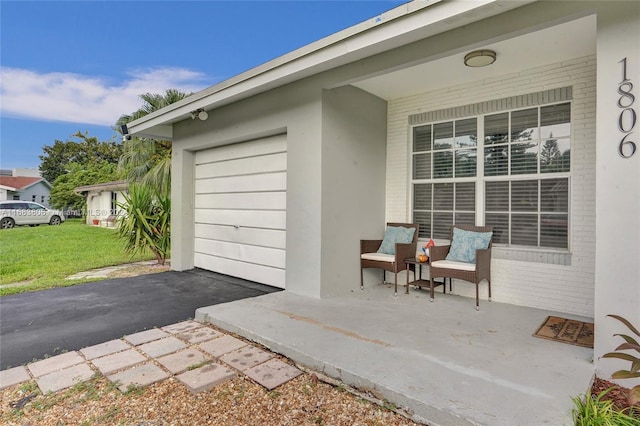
(511, 180), (538, 212)
(540, 138), (570, 173)
(540, 178), (568, 212)
(511, 214), (538, 246)
(413, 125), (432, 152)
(455, 213), (475, 226)
(511, 108), (539, 141)
(414, 211), (431, 239)
(455, 149), (477, 177)
(541, 214), (568, 248)
(413, 153), (431, 180)
(540, 103), (570, 139)
(455, 182), (475, 211)
(433, 122), (453, 150)
(433, 183), (453, 210)
(484, 145), (508, 176)
(485, 213), (509, 244)
(433, 212), (453, 239)
(485, 113), (508, 145)
(413, 184), (431, 210)
(455, 118), (477, 148)
(485, 181), (509, 211)
(510, 142), (538, 174)
(433, 151), (453, 178)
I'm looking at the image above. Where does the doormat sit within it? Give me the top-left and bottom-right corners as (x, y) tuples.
(533, 316), (594, 348)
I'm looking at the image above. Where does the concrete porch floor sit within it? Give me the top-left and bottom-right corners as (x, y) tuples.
(195, 284), (594, 426)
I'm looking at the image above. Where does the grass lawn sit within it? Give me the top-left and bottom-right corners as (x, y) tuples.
(0, 219), (155, 296)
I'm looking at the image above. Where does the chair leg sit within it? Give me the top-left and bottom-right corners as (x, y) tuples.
(360, 267), (364, 290)
(488, 280), (492, 302)
(476, 284), (480, 311)
(394, 273), (398, 297)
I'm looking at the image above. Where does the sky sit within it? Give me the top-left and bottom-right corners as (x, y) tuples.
(0, 0), (407, 172)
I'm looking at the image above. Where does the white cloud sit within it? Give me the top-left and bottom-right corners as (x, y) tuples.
(0, 67), (209, 126)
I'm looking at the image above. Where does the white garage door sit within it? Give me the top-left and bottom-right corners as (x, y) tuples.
(194, 134), (287, 288)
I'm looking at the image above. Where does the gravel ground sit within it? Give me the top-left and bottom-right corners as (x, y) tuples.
(1, 370), (419, 425)
(1, 264), (421, 425)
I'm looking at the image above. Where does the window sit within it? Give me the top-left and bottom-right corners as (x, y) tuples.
(412, 118), (477, 238)
(111, 192), (118, 214)
(32, 195), (36, 202)
(41, 195), (45, 203)
(411, 102), (571, 249)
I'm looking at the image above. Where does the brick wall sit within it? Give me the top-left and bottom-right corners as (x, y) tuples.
(385, 55), (596, 317)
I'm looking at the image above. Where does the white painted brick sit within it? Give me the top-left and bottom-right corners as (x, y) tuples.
(386, 55), (596, 317)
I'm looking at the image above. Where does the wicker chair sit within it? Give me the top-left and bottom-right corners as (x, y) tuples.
(429, 225), (493, 310)
(360, 223), (419, 296)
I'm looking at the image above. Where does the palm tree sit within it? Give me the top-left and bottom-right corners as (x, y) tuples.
(116, 89), (192, 195)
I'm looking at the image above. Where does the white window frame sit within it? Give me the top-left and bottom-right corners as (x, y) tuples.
(410, 101), (572, 252)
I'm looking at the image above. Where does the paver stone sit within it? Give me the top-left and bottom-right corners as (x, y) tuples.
(28, 352), (85, 378)
(199, 334), (247, 358)
(0, 366), (31, 390)
(244, 358), (303, 390)
(107, 362), (170, 392)
(176, 327), (223, 344)
(162, 321), (202, 334)
(124, 328), (168, 346)
(36, 363), (94, 393)
(219, 345), (274, 372)
(81, 339), (132, 360)
(91, 349), (147, 375)
(138, 336), (187, 358)
(175, 362), (235, 394)
(156, 348), (211, 374)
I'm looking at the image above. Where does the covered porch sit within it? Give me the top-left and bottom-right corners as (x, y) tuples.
(196, 283), (594, 426)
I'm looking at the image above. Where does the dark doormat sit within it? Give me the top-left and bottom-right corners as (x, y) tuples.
(533, 316), (594, 348)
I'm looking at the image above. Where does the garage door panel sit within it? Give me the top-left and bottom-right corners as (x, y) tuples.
(195, 192), (286, 210)
(194, 253), (285, 288)
(195, 209), (285, 230)
(195, 153), (286, 179)
(195, 172), (286, 194)
(195, 238), (285, 269)
(195, 135), (286, 165)
(194, 224), (286, 249)
(194, 134), (286, 289)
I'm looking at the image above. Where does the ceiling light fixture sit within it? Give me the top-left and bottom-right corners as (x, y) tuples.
(191, 108), (209, 121)
(464, 49), (497, 67)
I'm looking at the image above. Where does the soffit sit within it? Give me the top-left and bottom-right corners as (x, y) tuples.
(351, 15), (596, 100)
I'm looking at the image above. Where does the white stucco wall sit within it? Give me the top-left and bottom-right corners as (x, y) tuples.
(171, 77), (386, 298)
(85, 190), (125, 225)
(594, 2), (640, 387)
(321, 86), (387, 297)
(386, 56), (597, 317)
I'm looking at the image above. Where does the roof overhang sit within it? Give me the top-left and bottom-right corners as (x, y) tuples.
(127, 0), (537, 140)
(74, 180), (128, 195)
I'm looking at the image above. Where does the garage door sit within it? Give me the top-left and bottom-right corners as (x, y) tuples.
(194, 134), (287, 288)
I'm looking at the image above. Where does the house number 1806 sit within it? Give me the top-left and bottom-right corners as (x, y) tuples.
(618, 58), (637, 158)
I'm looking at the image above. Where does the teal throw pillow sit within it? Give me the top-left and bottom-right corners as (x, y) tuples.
(445, 227), (492, 263)
(377, 226), (416, 255)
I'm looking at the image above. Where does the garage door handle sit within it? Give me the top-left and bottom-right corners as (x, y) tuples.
(234, 224), (240, 229)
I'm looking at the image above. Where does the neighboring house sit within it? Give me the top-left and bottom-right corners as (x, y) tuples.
(74, 180), (128, 226)
(0, 176), (53, 207)
(127, 1), (639, 383)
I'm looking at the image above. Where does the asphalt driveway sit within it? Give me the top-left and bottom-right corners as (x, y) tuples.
(0, 269), (280, 370)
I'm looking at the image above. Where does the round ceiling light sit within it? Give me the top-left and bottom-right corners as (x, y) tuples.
(464, 49), (497, 67)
